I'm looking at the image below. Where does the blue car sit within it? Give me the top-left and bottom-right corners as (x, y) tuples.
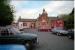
(0, 44), (27, 50)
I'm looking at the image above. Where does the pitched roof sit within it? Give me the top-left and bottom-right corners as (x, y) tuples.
(48, 17), (58, 21)
(18, 18), (36, 22)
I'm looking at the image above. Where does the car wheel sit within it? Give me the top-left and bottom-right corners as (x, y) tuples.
(57, 33), (61, 36)
(25, 41), (33, 50)
(68, 35), (72, 39)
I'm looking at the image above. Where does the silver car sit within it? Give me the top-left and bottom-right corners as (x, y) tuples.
(52, 28), (68, 36)
(56, 29), (68, 36)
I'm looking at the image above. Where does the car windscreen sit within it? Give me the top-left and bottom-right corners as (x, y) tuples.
(10, 28), (21, 34)
(0, 28), (9, 36)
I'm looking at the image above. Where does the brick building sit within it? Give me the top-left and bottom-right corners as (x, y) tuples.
(18, 9), (64, 31)
(18, 17), (36, 29)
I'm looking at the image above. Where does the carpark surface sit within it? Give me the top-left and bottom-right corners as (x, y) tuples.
(23, 29), (74, 50)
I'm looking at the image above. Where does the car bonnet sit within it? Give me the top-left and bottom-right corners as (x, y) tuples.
(21, 33), (37, 37)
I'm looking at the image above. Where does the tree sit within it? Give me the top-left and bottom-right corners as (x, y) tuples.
(61, 8), (74, 29)
(0, 0), (14, 26)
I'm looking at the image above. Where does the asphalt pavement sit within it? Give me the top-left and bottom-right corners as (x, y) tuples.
(23, 29), (74, 50)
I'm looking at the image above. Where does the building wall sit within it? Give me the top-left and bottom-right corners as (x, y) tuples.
(35, 20), (38, 29)
(51, 19), (64, 29)
(23, 22), (30, 28)
(18, 19), (64, 30)
(18, 21), (35, 29)
(18, 22), (23, 29)
(18, 9), (64, 30)
(37, 12), (50, 29)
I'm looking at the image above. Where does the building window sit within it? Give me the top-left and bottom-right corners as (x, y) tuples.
(23, 23), (27, 26)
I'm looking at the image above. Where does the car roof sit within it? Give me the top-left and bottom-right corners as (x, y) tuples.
(0, 26), (19, 36)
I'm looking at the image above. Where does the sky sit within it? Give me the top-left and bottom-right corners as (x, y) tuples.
(10, 1), (74, 21)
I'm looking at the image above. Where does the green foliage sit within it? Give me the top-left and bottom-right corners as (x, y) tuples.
(62, 8), (74, 29)
(0, 0), (14, 26)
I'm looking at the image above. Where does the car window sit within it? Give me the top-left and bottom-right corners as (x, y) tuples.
(10, 28), (21, 34)
(0, 27), (21, 35)
(8, 28), (14, 35)
(0, 28), (9, 36)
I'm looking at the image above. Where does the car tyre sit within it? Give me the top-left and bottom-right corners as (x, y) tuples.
(57, 33), (61, 36)
(68, 35), (72, 39)
(25, 41), (33, 50)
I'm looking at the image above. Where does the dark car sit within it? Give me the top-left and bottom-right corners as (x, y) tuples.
(67, 29), (74, 39)
(0, 44), (27, 50)
(0, 26), (38, 50)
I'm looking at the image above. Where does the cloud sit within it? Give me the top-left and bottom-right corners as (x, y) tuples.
(43, 1), (65, 12)
(14, 8), (40, 21)
(42, 1), (73, 16)
(10, 1), (74, 21)
(10, 1), (29, 11)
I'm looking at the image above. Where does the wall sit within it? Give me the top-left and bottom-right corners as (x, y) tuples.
(18, 21), (35, 29)
(18, 22), (23, 29)
(51, 19), (64, 29)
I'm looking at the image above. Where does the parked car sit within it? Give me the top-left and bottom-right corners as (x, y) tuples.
(0, 26), (38, 50)
(52, 28), (68, 36)
(51, 28), (58, 34)
(67, 29), (74, 39)
(0, 44), (27, 50)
